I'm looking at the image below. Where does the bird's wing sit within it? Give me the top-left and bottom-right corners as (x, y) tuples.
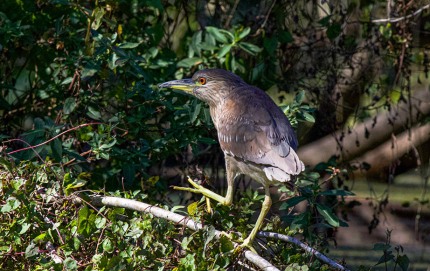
(217, 89), (304, 179)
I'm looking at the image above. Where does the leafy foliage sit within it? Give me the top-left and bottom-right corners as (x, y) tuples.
(1, 0), (425, 270)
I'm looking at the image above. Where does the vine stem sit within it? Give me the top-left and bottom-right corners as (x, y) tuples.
(4, 122), (102, 155)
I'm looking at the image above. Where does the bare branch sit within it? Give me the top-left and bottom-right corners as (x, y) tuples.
(353, 123), (430, 174)
(298, 88), (430, 167)
(257, 232), (350, 271)
(4, 122), (102, 155)
(371, 4), (430, 24)
(85, 195), (348, 271)
(88, 196), (279, 271)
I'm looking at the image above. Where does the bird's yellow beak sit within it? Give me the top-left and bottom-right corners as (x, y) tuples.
(158, 79), (196, 94)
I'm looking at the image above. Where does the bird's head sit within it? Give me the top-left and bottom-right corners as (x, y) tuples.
(158, 69), (244, 106)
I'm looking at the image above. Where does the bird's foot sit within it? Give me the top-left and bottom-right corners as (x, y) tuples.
(172, 178), (214, 213)
(233, 237), (257, 254)
(171, 185), (201, 194)
(171, 177), (208, 194)
(173, 177), (228, 206)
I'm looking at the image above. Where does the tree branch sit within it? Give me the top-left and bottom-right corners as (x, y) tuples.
(353, 123), (430, 174)
(371, 4), (430, 24)
(84, 195), (348, 270)
(257, 232), (349, 271)
(298, 88), (430, 167)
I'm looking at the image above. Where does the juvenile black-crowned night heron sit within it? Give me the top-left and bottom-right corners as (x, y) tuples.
(158, 69), (304, 249)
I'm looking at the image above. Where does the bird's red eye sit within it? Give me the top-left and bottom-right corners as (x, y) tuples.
(198, 77), (207, 85)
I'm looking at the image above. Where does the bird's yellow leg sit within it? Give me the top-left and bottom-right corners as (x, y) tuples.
(173, 177), (233, 206)
(205, 197), (212, 213)
(237, 186), (272, 252)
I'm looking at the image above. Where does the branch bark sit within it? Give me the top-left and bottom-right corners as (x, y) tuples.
(353, 123), (430, 174)
(298, 87), (430, 167)
(371, 4), (430, 24)
(84, 195), (349, 271)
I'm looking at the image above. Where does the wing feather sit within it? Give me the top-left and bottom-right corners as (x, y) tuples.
(215, 86), (304, 180)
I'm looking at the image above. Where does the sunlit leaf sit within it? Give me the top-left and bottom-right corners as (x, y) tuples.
(206, 26), (229, 43)
(238, 42), (262, 55)
(217, 44), (232, 58)
(237, 27), (251, 40)
(64, 257), (78, 270)
(118, 42), (141, 49)
(25, 243), (39, 258)
(177, 57), (203, 68)
(187, 201), (199, 216)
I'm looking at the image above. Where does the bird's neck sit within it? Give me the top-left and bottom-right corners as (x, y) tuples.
(208, 97), (235, 131)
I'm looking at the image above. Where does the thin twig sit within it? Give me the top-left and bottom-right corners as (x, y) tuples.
(257, 232), (350, 271)
(4, 122), (102, 155)
(224, 0), (240, 29)
(371, 4), (429, 24)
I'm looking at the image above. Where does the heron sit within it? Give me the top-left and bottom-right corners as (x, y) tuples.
(158, 68), (304, 249)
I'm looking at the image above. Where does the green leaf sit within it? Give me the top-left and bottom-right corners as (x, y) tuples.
(327, 23), (342, 41)
(91, 7), (105, 30)
(171, 205), (186, 213)
(87, 106), (101, 120)
(217, 44), (232, 58)
(316, 203), (340, 227)
(95, 216), (106, 229)
(0, 157), (13, 173)
(301, 111), (315, 123)
(320, 189), (355, 196)
(278, 30), (294, 43)
(237, 27), (251, 40)
(179, 254), (196, 271)
(206, 26), (229, 43)
(81, 62), (100, 78)
(263, 36), (278, 56)
(181, 236), (193, 251)
(102, 238), (114, 253)
(396, 255), (410, 271)
(100, 139), (117, 149)
(295, 90), (305, 103)
(1, 197), (21, 213)
(61, 77), (74, 85)
(204, 226), (216, 252)
(219, 29), (235, 43)
(376, 251), (395, 265)
(50, 138), (62, 162)
(219, 235), (234, 253)
(25, 243), (39, 258)
(191, 103), (202, 123)
(63, 97), (77, 114)
(318, 15), (332, 27)
(118, 42), (141, 49)
(77, 206), (96, 236)
(177, 57), (203, 68)
(279, 196), (307, 210)
(372, 243), (391, 251)
(238, 42), (262, 55)
(187, 201), (199, 216)
(64, 257), (78, 270)
(19, 223), (31, 235)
